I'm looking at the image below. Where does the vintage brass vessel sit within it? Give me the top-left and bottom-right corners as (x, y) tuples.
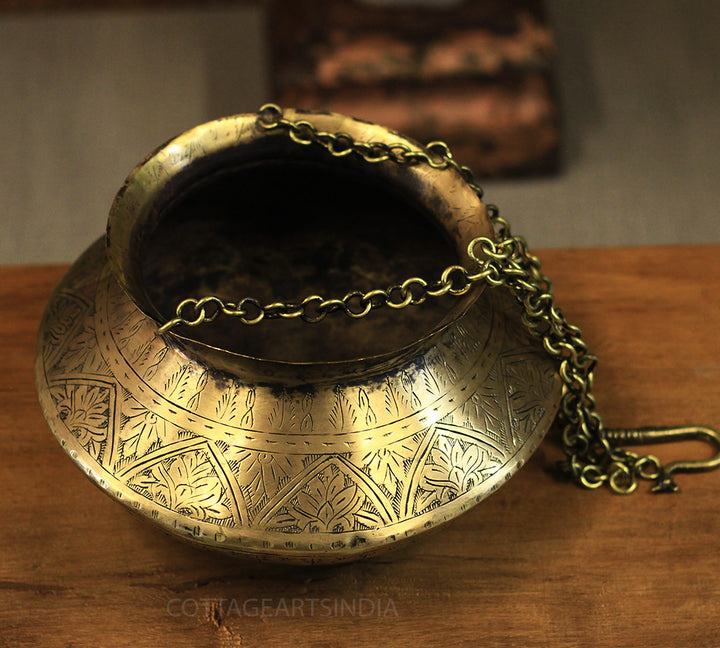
(35, 107), (565, 562)
(36, 105), (718, 563)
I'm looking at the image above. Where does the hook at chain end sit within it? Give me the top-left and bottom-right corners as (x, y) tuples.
(605, 426), (720, 493)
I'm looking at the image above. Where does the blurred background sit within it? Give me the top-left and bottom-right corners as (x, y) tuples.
(1, 0), (718, 265)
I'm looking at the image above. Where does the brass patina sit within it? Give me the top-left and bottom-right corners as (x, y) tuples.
(35, 105), (720, 563)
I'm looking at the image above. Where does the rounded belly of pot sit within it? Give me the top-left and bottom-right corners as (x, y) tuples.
(36, 238), (561, 563)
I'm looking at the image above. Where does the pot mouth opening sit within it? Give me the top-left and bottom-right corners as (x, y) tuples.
(108, 111), (490, 366)
(139, 156), (463, 363)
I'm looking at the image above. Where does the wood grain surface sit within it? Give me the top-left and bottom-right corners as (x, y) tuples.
(2, 244), (720, 648)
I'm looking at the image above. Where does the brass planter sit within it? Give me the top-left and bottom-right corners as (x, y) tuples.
(35, 108), (562, 563)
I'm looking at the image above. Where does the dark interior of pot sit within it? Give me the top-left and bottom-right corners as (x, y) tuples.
(140, 158), (462, 363)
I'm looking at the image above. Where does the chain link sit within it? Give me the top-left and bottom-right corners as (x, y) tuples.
(156, 103), (718, 495)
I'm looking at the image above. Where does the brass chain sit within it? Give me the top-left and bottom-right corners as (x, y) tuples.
(157, 103), (720, 495)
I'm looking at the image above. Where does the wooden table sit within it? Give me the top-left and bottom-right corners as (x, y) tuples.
(2, 244), (720, 647)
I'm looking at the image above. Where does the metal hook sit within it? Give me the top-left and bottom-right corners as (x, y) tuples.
(605, 426), (720, 493)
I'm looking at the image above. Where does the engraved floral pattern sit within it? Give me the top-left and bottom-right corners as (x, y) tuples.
(230, 448), (299, 509)
(120, 402), (170, 458)
(38, 249), (561, 548)
(417, 436), (502, 510)
(129, 450), (231, 521)
(50, 383), (109, 458)
(505, 359), (555, 446)
(43, 296), (84, 353)
(362, 442), (416, 497)
(461, 389), (507, 449)
(295, 469), (365, 532)
(329, 388), (357, 431)
(270, 467), (366, 533)
(55, 311), (102, 374)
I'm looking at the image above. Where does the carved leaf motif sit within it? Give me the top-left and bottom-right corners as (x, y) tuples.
(301, 393), (313, 413)
(299, 392), (314, 434)
(163, 366), (191, 399)
(51, 383), (109, 458)
(268, 392), (296, 432)
(121, 401), (169, 458)
(383, 378), (401, 418)
(129, 336), (154, 366)
(399, 371), (422, 410)
(230, 448), (299, 508)
(418, 436), (501, 508)
(240, 388), (256, 428)
(143, 347), (168, 381)
(357, 388), (377, 427)
(215, 384), (240, 422)
(43, 295), (84, 361)
(448, 323), (481, 360)
(414, 488), (438, 514)
(422, 357), (441, 396)
(267, 509), (297, 530)
(117, 315), (145, 350)
(362, 442), (416, 496)
(434, 349), (458, 385)
(300, 412), (314, 434)
(57, 311), (100, 374)
(128, 450), (231, 521)
(290, 468), (365, 533)
(463, 389), (506, 443)
(354, 510), (382, 529)
(329, 388), (357, 432)
(505, 360), (554, 444)
(187, 371), (208, 411)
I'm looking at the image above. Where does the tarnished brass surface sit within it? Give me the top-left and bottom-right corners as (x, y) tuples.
(604, 426), (720, 494)
(37, 238), (560, 562)
(35, 108), (563, 562)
